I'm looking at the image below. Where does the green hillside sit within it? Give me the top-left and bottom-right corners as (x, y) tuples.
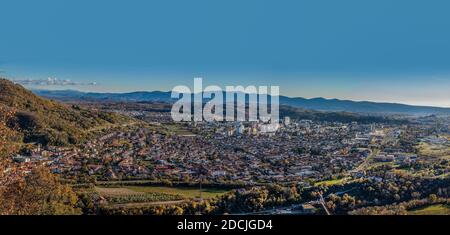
(0, 78), (129, 146)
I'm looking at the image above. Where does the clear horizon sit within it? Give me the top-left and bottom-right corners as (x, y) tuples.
(5, 78), (447, 109)
(1, 0), (450, 107)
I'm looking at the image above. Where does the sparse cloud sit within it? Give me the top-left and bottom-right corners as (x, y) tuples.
(12, 77), (98, 86)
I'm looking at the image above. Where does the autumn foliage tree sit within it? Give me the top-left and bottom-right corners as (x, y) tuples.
(0, 166), (81, 215)
(0, 105), (16, 183)
(1, 105), (80, 215)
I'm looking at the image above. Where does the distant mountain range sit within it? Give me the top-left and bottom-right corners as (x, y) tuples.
(32, 89), (450, 116)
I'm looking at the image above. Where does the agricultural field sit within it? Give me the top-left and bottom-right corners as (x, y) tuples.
(95, 186), (184, 208)
(408, 204), (450, 215)
(124, 185), (229, 199)
(417, 141), (450, 159)
(163, 123), (196, 136)
(314, 177), (350, 186)
(95, 185), (230, 208)
(96, 187), (144, 196)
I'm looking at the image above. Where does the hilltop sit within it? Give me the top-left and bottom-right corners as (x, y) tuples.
(0, 79), (129, 146)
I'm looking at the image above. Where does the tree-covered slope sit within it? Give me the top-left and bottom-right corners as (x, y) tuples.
(0, 78), (128, 146)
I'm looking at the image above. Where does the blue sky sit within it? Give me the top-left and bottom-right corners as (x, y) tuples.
(1, 0), (450, 107)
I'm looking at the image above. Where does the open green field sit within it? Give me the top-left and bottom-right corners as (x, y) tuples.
(96, 185), (229, 199)
(163, 123), (195, 136)
(314, 177), (350, 186)
(96, 186), (144, 196)
(124, 185), (229, 199)
(417, 142), (450, 159)
(95, 185), (230, 208)
(408, 204), (450, 215)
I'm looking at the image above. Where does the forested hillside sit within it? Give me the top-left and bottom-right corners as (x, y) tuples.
(0, 78), (129, 146)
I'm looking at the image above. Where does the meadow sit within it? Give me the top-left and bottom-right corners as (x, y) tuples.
(408, 204), (450, 215)
(95, 185), (230, 208)
(124, 185), (229, 199)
